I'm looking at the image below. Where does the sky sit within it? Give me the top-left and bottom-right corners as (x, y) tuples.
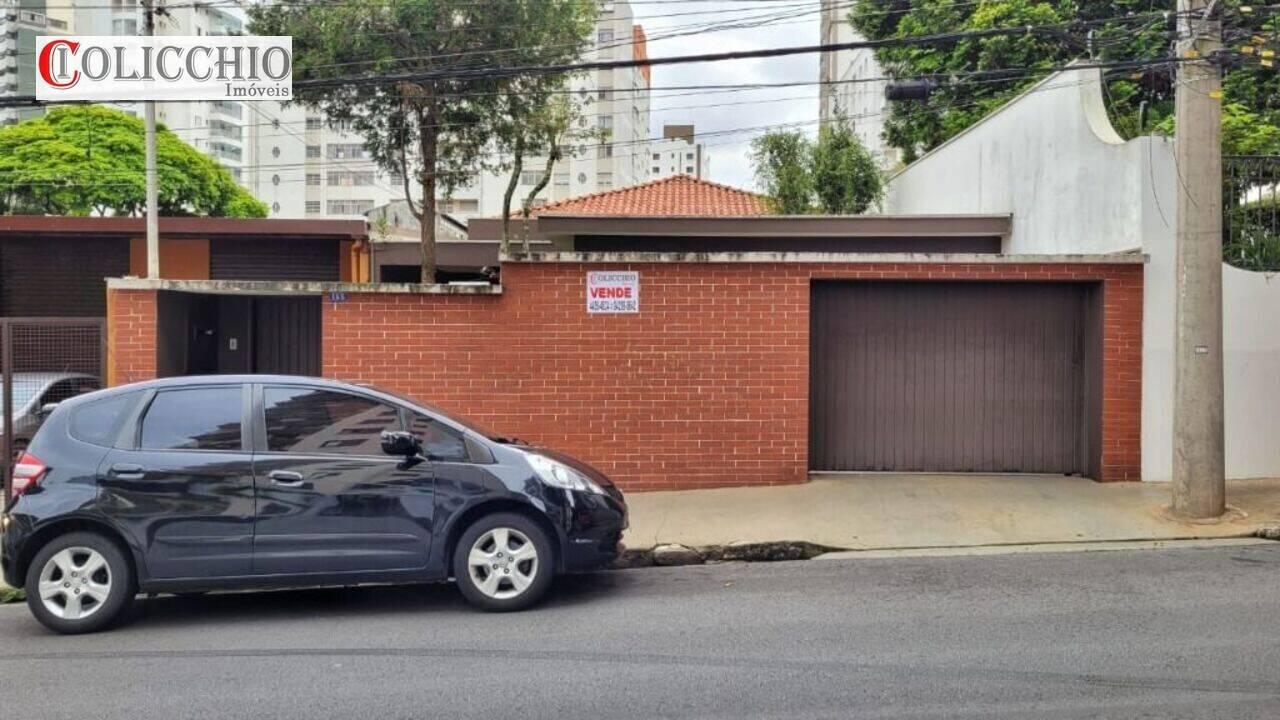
(632, 1), (822, 192)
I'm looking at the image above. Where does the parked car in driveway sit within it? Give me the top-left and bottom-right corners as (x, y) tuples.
(1, 375), (627, 634)
(2, 373), (101, 455)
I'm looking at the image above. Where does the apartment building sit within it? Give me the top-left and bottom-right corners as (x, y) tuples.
(0, 0), (73, 126)
(817, 0), (899, 169)
(648, 124), (709, 180)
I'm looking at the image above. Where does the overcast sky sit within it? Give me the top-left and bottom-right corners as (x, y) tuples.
(633, 1), (821, 191)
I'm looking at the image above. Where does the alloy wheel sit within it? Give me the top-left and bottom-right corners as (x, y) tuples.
(467, 527), (539, 599)
(37, 547), (112, 621)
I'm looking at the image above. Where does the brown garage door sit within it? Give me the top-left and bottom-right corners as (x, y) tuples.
(809, 281), (1101, 475)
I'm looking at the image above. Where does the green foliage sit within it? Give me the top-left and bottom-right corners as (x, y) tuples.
(812, 121), (886, 214)
(848, 0), (1280, 161)
(751, 131), (817, 214)
(752, 126), (885, 214)
(251, 0), (597, 278)
(0, 586), (24, 604)
(0, 106), (266, 218)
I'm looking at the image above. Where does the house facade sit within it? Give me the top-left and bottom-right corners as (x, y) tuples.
(885, 65), (1280, 482)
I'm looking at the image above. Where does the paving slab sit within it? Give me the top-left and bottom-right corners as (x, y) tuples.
(622, 474), (1280, 551)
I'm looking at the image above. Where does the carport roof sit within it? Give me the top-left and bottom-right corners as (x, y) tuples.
(0, 216), (367, 241)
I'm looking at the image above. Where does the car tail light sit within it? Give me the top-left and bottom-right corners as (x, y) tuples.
(11, 452), (47, 497)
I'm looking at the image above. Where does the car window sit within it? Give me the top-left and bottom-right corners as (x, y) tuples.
(69, 392), (140, 447)
(140, 387), (243, 452)
(264, 387), (402, 456)
(410, 413), (469, 462)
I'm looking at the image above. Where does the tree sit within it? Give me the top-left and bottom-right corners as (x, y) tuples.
(0, 105), (265, 218)
(252, 0), (596, 282)
(751, 125), (885, 214)
(812, 120), (886, 214)
(849, 0), (1280, 162)
(751, 130), (816, 214)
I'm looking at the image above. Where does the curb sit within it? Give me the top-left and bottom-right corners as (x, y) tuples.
(614, 529), (1280, 570)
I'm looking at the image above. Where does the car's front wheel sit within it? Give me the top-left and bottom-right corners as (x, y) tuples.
(453, 513), (553, 612)
(25, 532), (134, 634)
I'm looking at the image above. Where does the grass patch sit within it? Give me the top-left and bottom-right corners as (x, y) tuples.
(0, 586), (24, 604)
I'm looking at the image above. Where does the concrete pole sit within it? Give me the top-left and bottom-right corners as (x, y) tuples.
(1172, 0), (1226, 518)
(144, 2), (160, 279)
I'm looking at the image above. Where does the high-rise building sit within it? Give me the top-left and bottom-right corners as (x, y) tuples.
(1, 0), (73, 126)
(818, 0), (899, 169)
(2, 0), (652, 220)
(647, 125), (709, 180)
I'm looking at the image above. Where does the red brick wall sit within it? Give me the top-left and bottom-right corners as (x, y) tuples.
(106, 260), (1143, 491)
(106, 289), (158, 387)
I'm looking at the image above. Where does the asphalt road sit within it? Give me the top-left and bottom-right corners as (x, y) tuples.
(3, 543), (1280, 719)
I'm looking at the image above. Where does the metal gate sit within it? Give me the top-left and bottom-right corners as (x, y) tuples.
(809, 281), (1100, 475)
(2, 318), (107, 505)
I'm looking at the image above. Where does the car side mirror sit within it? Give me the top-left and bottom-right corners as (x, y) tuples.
(38, 402), (59, 416)
(381, 430), (423, 457)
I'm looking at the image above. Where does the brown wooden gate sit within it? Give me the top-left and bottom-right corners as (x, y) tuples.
(809, 281), (1101, 475)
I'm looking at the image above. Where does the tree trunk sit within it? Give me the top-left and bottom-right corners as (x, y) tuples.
(417, 94), (439, 284)
(500, 134), (525, 256)
(520, 142), (560, 253)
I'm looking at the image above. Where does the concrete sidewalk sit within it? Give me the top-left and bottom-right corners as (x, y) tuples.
(622, 474), (1280, 553)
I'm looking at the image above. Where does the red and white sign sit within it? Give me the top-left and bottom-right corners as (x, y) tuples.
(586, 271), (639, 314)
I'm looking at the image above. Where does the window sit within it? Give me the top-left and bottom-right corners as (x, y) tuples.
(70, 392), (139, 447)
(271, 202), (281, 213)
(554, 172), (569, 188)
(519, 170), (542, 185)
(271, 146), (281, 158)
(686, 152), (695, 160)
(652, 153), (660, 160)
(327, 199), (376, 215)
(140, 387), (242, 452)
(651, 166), (660, 174)
(410, 414), (467, 461)
(306, 145), (321, 158)
(264, 387), (401, 456)
(686, 166), (694, 174)
(602, 144), (613, 158)
(327, 171), (377, 186)
(306, 173), (320, 186)
(305, 116), (323, 130)
(597, 172), (613, 189)
(598, 88), (612, 101)
(597, 116), (612, 130)
(598, 29), (614, 44)
(271, 174), (281, 186)
(326, 143), (368, 160)
(305, 201), (321, 214)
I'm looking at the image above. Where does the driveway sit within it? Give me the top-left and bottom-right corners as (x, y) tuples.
(2, 543), (1280, 719)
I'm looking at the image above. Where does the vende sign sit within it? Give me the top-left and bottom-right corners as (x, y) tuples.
(586, 271), (640, 314)
(36, 36), (292, 101)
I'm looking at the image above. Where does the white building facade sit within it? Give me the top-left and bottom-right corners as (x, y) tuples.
(818, 0), (898, 169)
(648, 124), (709, 180)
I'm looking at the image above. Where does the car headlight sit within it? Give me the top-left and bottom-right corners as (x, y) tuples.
(527, 453), (605, 494)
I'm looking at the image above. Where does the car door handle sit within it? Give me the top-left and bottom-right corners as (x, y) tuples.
(268, 470), (310, 488)
(108, 463), (145, 480)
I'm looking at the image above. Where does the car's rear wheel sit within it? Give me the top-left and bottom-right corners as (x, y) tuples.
(453, 513), (553, 612)
(25, 532), (134, 634)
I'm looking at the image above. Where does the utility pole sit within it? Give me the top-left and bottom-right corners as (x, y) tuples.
(1172, 0), (1226, 518)
(143, 1), (161, 279)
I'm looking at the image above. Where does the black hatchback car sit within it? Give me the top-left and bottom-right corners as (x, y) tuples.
(1, 376), (627, 634)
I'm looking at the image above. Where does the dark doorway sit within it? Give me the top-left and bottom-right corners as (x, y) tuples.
(158, 292), (321, 378)
(809, 281), (1103, 476)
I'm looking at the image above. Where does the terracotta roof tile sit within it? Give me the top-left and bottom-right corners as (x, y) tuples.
(528, 174), (766, 217)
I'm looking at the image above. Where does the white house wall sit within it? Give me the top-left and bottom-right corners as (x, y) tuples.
(886, 66), (1280, 481)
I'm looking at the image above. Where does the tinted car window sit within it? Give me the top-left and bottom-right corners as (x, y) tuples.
(69, 392), (139, 447)
(140, 387), (243, 451)
(43, 378), (99, 406)
(264, 387), (401, 456)
(410, 413), (468, 461)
